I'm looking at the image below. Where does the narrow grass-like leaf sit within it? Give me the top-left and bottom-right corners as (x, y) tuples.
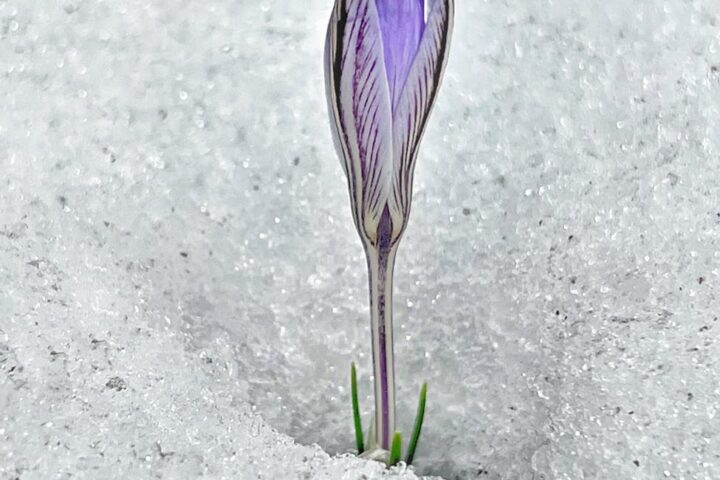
(388, 432), (402, 466)
(405, 382), (427, 465)
(351, 362), (364, 454)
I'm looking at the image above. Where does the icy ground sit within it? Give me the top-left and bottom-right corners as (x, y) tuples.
(1, 0), (720, 479)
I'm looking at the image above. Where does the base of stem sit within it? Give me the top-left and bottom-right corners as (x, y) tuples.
(358, 447), (390, 463)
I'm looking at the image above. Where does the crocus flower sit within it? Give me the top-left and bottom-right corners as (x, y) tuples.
(324, 0), (454, 454)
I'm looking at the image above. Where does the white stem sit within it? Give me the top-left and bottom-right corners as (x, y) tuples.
(365, 244), (398, 450)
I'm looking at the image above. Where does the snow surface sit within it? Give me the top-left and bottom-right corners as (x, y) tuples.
(1, 0), (720, 479)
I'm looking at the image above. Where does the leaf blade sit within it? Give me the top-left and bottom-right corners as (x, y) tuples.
(389, 431), (403, 466)
(351, 362), (365, 454)
(405, 382), (428, 465)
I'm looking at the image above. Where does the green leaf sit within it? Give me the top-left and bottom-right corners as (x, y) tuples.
(405, 382), (428, 465)
(351, 363), (364, 454)
(388, 432), (402, 466)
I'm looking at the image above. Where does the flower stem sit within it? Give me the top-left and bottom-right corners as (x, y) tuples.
(365, 243), (398, 451)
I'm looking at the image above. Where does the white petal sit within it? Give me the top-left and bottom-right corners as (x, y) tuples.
(325, 0), (395, 245)
(390, 0), (454, 222)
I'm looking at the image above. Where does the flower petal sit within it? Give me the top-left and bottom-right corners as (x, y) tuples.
(325, 0), (396, 245)
(390, 0), (454, 219)
(374, 0), (425, 111)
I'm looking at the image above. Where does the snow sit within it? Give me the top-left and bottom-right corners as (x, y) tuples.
(1, 0), (719, 479)
(0, 257), (424, 480)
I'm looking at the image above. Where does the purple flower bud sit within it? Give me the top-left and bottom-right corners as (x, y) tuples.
(324, 0), (454, 453)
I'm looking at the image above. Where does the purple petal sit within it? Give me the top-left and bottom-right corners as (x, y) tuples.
(390, 0), (454, 218)
(325, 0), (397, 245)
(374, 0), (425, 112)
